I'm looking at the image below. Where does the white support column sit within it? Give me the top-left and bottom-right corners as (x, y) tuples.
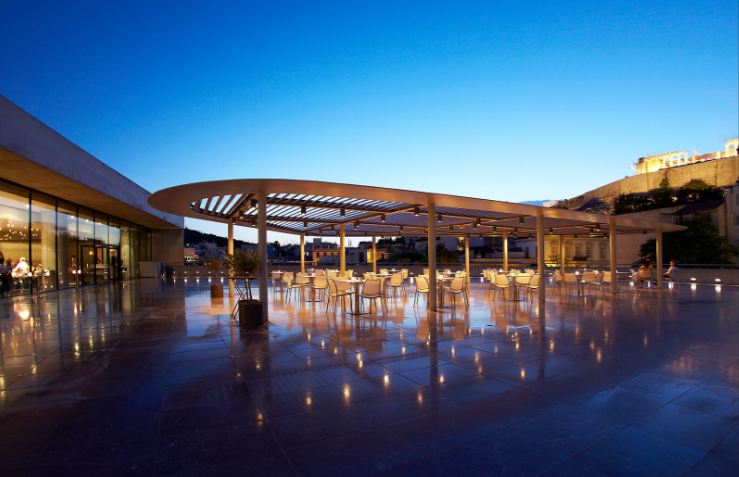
(427, 203), (437, 311)
(464, 235), (470, 290)
(503, 232), (509, 272)
(559, 234), (565, 274)
(656, 227), (663, 291)
(537, 215), (545, 303)
(300, 234), (305, 273)
(609, 217), (617, 296)
(372, 236), (376, 274)
(339, 224), (346, 277)
(228, 217), (234, 298)
(258, 191), (268, 319)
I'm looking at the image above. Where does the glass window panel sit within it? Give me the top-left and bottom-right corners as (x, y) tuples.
(31, 193), (57, 291)
(78, 208), (96, 285)
(94, 213), (108, 245)
(108, 217), (120, 247)
(57, 201), (77, 289)
(130, 223), (139, 278)
(0, 181), (30, 296)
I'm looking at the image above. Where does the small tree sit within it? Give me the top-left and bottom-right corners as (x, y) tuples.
(639, 217), (739, 264)
(203, 254), (225, 275)
(226, 250), (261, 300)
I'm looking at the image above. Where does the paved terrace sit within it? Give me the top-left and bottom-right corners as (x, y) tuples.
(0, 280), (737, 476)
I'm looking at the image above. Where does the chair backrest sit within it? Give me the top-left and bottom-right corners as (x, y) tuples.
(529, 274), (541, 287)
(495, 274), (510, 287)
(363, 272), (372, 280)
(401, 269), (408, 279)
(284, 271), (294, 280)
(390, 272), (403, 285)
(284, 274), (293, 286)
(450, 276), (465, 291)
(380, 268), (388, 275)
(327, 271), (337, 278)
(362, 279), (381, 297)
(525, 268), (535, 275)
(296, 275), (310, 285)
(415, 275), (429, 292)
(515, 275), (531, 285)
(602, 271), (612, 283)
(564, 273), (578, 284)
(307, 268), (315, 274)
(346, 270), (353, 277)
(327, 278), (338, 295)
(581, 272), (596, 283)
(313, 275), (328, 288)
(423, 268), (429, 275)
(316, 269), (325, 275)
(272, 271), (282, 279)
(593, 272), (603, 284)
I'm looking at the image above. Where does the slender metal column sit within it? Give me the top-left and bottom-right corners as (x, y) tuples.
(609, 217), (617, 296)
(656, 227), (663, 291)
(559, 234), (565, 274)
(537, 215), (545, 303)
(503, 232), (509, 272)
(228, 217), (234, 298)
(258, 191), (268, 319)
(300, 234), (305, 273)
(372, 236), (376, 273)
(339, 224), (346, 277)
(464, 235), (470, 290)
(427, 203), (437, 311)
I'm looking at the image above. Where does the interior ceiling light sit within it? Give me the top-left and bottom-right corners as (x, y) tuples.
(354, 221), (359, 229)
(340, 208), (345, 217)
(449, 225), (453, 231)
(301, 205), (307, 215)
(549, 228), (554, 234)
(492, 226), (497, 232)
(473, 222), (478, 229)
(437, 214), (442, 222)
(519, 217), (525, 225)
(643, 230), (647, 236)
(399, 225), (403, 232)
(251, 199), (258, 208)
(303, 221), (308, 228)
(574, 234), (578, 238)
(595, 223), (600, 231)
(381, 214), (386, 223)
(414, 207), (420, 216)
(479, 234), (483, 238)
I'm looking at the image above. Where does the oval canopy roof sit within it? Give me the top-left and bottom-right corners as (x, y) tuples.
(148, 179), (686, 238)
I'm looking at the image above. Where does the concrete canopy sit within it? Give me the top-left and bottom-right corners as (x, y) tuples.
(147, 179), (686, 237)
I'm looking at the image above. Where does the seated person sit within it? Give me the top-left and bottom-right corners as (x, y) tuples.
(663, 261), (679, 280)
(637, 259), (653, 288)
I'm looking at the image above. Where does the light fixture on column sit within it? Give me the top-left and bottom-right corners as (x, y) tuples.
(643, 230), (647, 236)
(492, 226), (497, 232)
(399, 225), (403, 232)
(354, 221), (359, 229)
(437, 214), (442, 222)
(519, 216), (525, 225)
(381, 214), (386, 223)
(574, 234), (578, 239)
(449, 225), (453, 231)
(340, 208), (345, 217)
(239, 210), (245, 216)
(251, 199), (258, 208)
(301, 205), (307, 215)
(251, 218), (256, 227)
(479, 234), (483, 238)
(473, 223), (478, 229)
(549, 228), (554, 234)
(414, 207), (420, 216)
(594, 223), (601, 232)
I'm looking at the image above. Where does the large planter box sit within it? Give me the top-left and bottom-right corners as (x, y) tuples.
(238, 300), (266, 328)
(210, 284), (223, 298)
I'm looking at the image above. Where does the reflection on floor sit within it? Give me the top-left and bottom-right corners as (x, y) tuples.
(0, 279), (736, 476)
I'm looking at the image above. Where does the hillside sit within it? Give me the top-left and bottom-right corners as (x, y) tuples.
(184, 227), (253, 248)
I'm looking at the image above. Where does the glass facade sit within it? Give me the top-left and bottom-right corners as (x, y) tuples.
(0, 178), (151, 296)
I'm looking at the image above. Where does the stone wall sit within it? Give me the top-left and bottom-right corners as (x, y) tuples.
(560, 156), (739, 213)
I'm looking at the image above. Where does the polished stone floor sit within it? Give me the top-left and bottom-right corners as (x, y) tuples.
(0, 278), (737, 476)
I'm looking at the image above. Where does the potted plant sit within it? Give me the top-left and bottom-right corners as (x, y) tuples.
(226, 250), (265, 327)
(203, 254), (225, 298)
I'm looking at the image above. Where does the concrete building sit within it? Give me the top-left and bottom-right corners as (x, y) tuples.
(0, 95), (183, 294)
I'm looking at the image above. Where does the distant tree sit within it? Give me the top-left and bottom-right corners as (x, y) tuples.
(423, 243), (460, 264)
(674, 179), (724, 204)
(652, 176), (674, 209)
(639, 217), (739, 264)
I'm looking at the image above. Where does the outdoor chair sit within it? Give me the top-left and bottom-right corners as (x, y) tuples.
(345, 269), (354, 278)
(413, 275), (430, 307)
(600, 271), (614, 294)
(284, 274), (307, 301)
(441, 276), (468, 308)
(360, 279), (386, 314)
(423, 268), (429, 276)
(492, 274), (511, 300)
(563, 273), (579, 295)
(311, 274), (329, 301)
(380, 268), (388, 275)
(513, 274), (531, 297)
(270, 271), (282, 292)
(552, 270), (563, 293)
(363, 272), (372, 280)
(522, 274), (541, 300)
(387, 272), (406, 298)
(326, 278), (354, 313)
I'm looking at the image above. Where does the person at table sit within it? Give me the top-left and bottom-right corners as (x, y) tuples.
(637, 259), (653, 288)
(663, 261), (679, 279)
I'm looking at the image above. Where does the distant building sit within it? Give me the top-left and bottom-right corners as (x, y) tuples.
(635, 139), (738, 175)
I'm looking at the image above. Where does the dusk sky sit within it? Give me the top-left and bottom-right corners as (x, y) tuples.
(2, 1), (737, 244)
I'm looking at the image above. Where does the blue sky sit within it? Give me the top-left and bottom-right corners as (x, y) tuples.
(1, 1), (737, 244)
